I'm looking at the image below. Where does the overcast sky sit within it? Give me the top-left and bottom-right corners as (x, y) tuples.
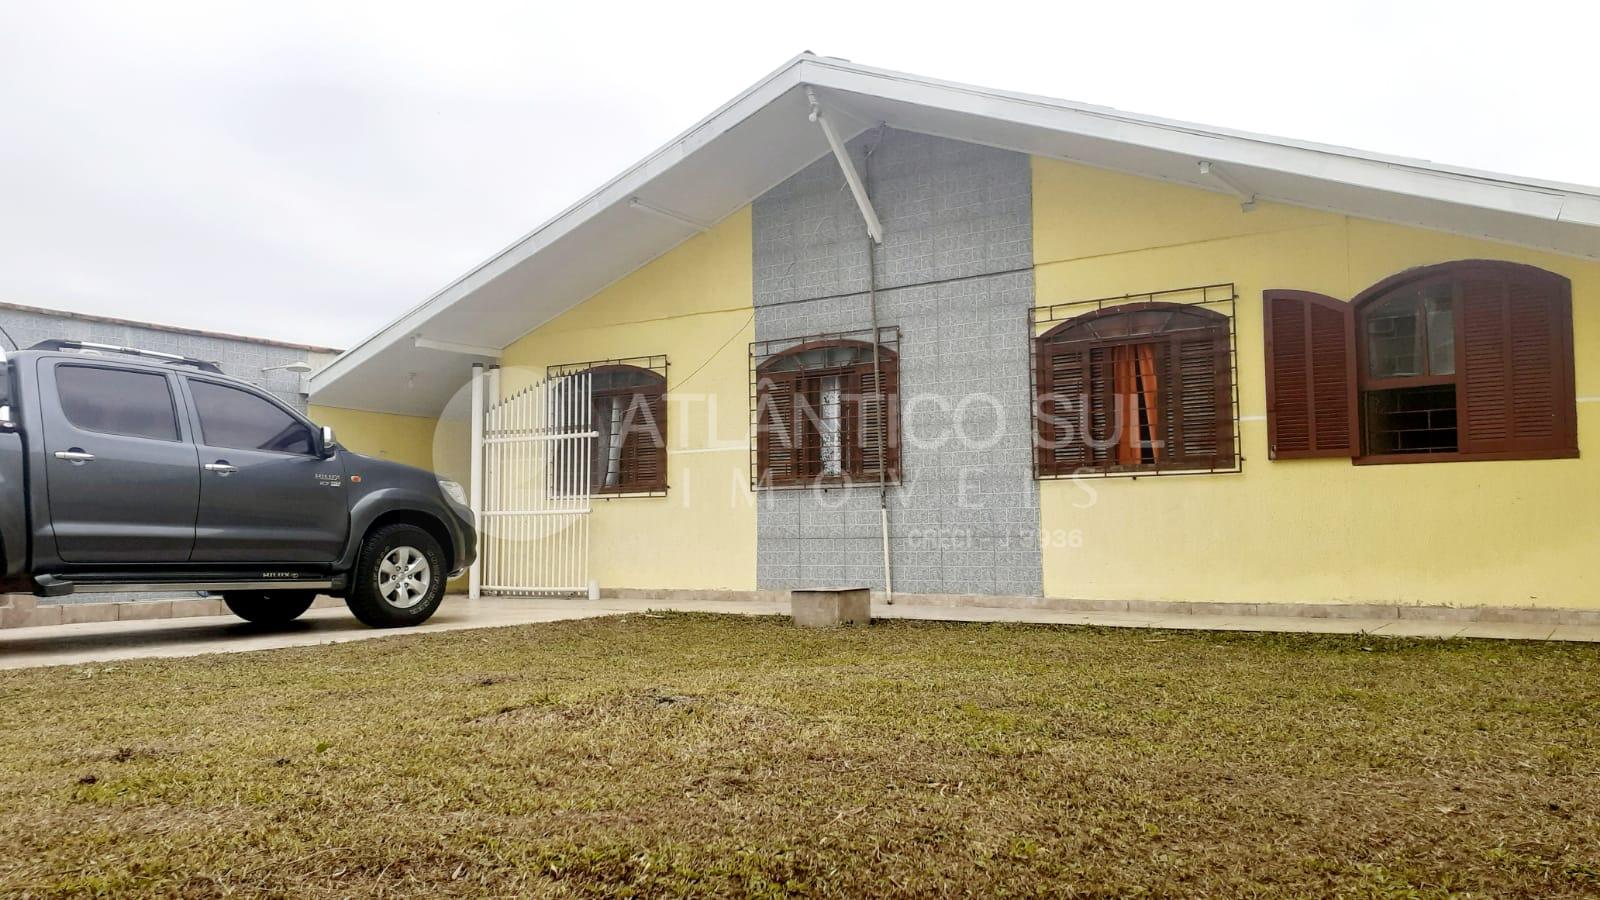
(2, 1), (1595, 349)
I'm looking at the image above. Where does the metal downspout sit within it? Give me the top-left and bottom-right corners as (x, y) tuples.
(863, 129), (893, 605)
(808, 90), (894, 604)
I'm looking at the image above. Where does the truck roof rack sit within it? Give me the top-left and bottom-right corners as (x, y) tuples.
(28, 339), (225, 374)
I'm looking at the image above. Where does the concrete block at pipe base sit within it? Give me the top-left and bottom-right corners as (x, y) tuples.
(791, 588), (871, 627)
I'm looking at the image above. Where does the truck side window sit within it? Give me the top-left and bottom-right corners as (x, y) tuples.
(57, 365), (179, 441)
(189, 380), (314, 455)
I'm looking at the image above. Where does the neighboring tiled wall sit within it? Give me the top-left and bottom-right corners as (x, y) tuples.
(0, 306), (324, 410)
(752, 129), (1042, 596)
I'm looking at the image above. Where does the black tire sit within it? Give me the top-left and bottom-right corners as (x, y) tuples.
(346, 523), (447, 628)
(223, 590), (317, 625)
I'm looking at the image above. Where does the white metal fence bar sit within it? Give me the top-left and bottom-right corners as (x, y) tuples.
(474, 369), (595, 596)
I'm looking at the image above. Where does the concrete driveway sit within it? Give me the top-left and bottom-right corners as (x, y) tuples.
(0, 595), (784, 670)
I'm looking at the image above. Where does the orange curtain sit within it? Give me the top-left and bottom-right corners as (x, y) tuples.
(1112, 343), (1161, 465)
(1113, 346), (1137, 464)
(1135, 344), (1160, 461)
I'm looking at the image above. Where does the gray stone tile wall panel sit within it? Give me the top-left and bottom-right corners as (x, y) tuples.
(752, 129), (1042, 596)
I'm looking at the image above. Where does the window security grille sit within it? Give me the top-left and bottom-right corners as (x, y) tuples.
(1029, 284), (1241, 479)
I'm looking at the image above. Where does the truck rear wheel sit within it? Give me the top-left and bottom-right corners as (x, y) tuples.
(223, 590), (317, 624)
(347, 523), (446, 628)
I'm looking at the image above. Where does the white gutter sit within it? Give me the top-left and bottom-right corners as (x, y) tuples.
(799, 58), (1593, 225)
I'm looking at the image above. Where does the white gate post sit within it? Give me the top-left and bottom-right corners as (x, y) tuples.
(467, 362), (485, 599)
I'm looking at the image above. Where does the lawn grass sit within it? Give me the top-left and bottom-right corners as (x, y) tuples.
(2, 613), (1598, 897)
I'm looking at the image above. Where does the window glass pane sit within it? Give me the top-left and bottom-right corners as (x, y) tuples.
(1366, 291), (1423, 378)
(189, 380), (313, 454)
(1363, 385), (1458, 455)
(1424, 284), (1455, 376)
(56, 365), (177, 441)
(596, 394), (626, 489)
(591, 367), (663, 393)
(763, 344), (875, 373)
(817, 374), (843, 477)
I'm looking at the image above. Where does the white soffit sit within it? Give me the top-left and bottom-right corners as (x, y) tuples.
(311, 53), (1600, 417)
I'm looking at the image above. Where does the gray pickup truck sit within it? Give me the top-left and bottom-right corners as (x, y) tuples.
(0, 340), (475, 628)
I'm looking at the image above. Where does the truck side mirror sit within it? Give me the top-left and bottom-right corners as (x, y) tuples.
(319, 425), (338, 458)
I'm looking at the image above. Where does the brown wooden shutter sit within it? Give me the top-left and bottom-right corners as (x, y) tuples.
(852, 357), (899, 480)
(1086, 346), (1116, 468)
(1035, 343), (1084, 475)
(616, 389), (666, 491)
(756, 373), (801, 485)
(1164, 324), (1234, 468)
(1263, 290), (1357, 459)
(1456, 267), (1576, 457)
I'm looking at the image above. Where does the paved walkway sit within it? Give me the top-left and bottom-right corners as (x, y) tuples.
(3, 595), (1597, 670)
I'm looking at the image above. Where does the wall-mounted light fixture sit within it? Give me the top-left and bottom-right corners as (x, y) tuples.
(261, 360), (315, 374)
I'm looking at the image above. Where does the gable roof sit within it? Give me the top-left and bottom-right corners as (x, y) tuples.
(310, 52), (1600, 416)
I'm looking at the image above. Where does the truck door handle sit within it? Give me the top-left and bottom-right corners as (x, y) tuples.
(204, 461), (238, 476)
(54, 449), (95, 463)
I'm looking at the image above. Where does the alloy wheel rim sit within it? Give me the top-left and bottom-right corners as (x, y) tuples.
(378, 546), (431, 609)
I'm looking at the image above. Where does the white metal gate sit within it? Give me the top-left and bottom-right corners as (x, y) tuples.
(469, 367), (596, 597)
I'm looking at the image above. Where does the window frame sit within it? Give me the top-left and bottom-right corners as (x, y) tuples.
(52, 362), (183, 444)
(1030, 285), (1240, 479)
(750, 331), (902, 490)
(550, 361), (669, 497)
(1351, 260), (1577, 465)
(182, 376), (319, 457)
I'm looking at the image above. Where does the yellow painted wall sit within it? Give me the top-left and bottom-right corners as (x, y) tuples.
(1032, 157), (1600, 609)
(495, 206), (757, 591)
(307, 405), (439, 471)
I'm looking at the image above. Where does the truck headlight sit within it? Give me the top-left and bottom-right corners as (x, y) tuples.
(437, 479), (467, 506)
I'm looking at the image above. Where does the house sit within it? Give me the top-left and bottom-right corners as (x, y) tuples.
(307, 53), (1600, 616)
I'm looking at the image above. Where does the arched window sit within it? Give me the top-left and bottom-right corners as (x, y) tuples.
(1034, 302), (1234, 475)
(575, 364), (666, 493)
(1355, 260), (1575, 460)
(1264, 260), (1576, 462)
(755, 339), (899, 486)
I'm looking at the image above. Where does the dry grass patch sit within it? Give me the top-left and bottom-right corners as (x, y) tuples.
(1, 613), (1598, 897)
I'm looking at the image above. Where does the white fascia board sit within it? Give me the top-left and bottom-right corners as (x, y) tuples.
(797, 58), (1587, 224)
(316, 53), (1600, 404)
(1559, 193), (1600, 228)
(310, 53), (815, 399)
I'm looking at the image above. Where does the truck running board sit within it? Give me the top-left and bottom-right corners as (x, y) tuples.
(34, 574), (342, 597)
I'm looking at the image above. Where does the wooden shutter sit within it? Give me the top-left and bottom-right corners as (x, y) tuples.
(1035, 343), (1096, 475)
(1164, 324), (1235, 468)
(1086, 346), (1117, 468)
(756, 373), (801, 485)
(851, 357), (899, 480)
(615, 389), (666, 491)
(1456, 267), (1577, 457)
(1263, 290), (1357, 459)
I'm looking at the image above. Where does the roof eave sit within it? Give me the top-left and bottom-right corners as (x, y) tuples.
(311, 54), (1600, 411)
(309, 52), (819, 396)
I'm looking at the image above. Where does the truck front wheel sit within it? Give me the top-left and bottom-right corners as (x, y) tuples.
(346, 523), (447, 628)
(223, 591), (317, 625)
